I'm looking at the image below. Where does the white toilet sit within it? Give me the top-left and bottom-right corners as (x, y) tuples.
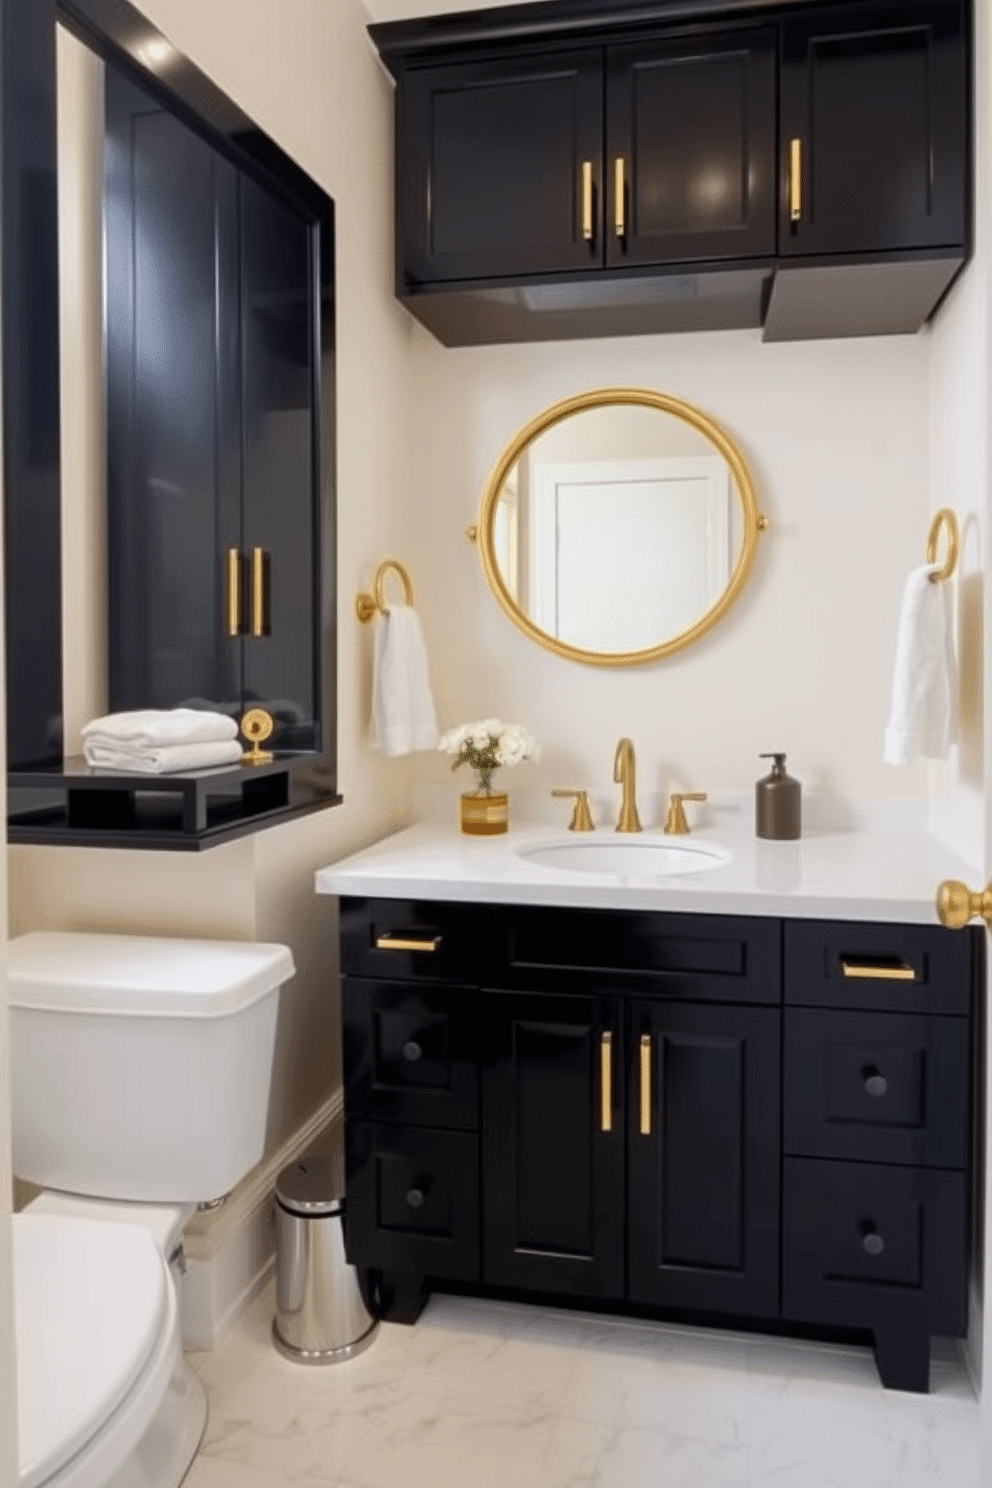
(7, 930), (295, 1488)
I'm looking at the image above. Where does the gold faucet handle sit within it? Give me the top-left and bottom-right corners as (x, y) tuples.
(664, 791), (707, 836)
(551, 789), (595, 832)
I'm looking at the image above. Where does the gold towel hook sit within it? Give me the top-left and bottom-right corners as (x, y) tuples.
(356, 558), (414, 622)
(926, 508), (959, 583)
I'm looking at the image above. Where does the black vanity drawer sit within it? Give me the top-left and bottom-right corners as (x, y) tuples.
(784, 920), (976, 1015)
(345, 1120), (480, 1282)
(340, 896), (490, 984)
(784, 1008), (969, 1169)
(783, 1158), (967, 1339)
(502, 907), (781, 1004)
(343, 977), (479, 1130)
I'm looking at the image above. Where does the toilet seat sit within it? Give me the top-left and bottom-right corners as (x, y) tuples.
(14, 1214), (174, 1488)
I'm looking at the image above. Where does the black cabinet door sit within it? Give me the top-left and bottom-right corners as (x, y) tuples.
(482, 988), (624, 1297)
(780, 0), (967, 256)
(606, 28), (776, 268)
(401, 50), (603, 284)
(627, 999), (780, 1317)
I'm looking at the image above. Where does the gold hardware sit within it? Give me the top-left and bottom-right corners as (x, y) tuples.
(789, 138), (802, 222)
(241, 707), (274, 765)
(613, 737), (641, 833)
(356, 558), (414, 622)
(251, 547), (267, 638)
(375, 933), (442, 953)
(840, 960), (916, 982)
(639, 1033), (652, 1136)
(926, 507), (959, 583)
(614, 157), (626, 238)
(466, 525), (478, 542)
(551, 788), (595, 831)
(601, 1030), (613, 1132)
(937, 878), (992, 932)
(581, 160), (594, 242)
(226, 548), (241, 637)
(473, 388), (767, 668)
(664, 791), (708, 836)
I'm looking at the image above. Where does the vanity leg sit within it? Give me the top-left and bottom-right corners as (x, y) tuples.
(373, 1271), (430, 1325)
(873, 1325), (931, 1393)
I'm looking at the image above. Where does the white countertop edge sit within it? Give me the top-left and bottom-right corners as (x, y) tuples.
(314, 819), (981, 927)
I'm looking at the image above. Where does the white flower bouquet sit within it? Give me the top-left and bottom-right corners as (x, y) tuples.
(438, 717), (540, 796)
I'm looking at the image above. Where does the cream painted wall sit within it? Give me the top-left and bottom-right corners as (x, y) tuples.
(7, 0), (421, 1160)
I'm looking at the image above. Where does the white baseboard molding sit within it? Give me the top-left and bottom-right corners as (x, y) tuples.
(179, 1087), (343, 1350)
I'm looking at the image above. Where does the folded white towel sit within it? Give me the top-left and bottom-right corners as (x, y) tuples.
(884, 564), (957, 765)
(83, 739), (244, 774)
(81, 708), (238, 748)
(370, 603), (440, 757)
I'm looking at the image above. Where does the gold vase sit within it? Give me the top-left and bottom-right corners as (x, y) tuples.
(459, 790), (508, 836)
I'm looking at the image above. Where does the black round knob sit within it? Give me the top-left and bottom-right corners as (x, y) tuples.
(405, 1187), (425, 1209)
(402, 1040), (423, 1063)
(862, 1229), (885, 1257)
(862, 1066), (888, 1099)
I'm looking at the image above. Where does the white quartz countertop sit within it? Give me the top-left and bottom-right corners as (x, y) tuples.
(314, 813), (981, 925)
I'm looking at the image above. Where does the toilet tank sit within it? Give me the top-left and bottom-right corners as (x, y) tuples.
(8, 932), (294, 1204)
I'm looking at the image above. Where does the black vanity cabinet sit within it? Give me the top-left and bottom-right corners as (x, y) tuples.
(340, 895), (978, 1392)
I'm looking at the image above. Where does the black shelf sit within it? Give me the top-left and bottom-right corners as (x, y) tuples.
(8, 755), (342, 850)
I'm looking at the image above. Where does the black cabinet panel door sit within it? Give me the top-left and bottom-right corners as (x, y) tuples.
(482, 988), (624, 1297)
(606, 28), (776, 268)
(401, 51), (603, 283)
(780, 0), (967, 256)
(628, 1000), (780, 1317)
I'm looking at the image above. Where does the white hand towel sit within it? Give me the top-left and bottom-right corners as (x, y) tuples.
(370, 603), (440, 757)
(883, 564), (957, 765)
(81, 708), (238, 748)
(83, 739), (244, 774)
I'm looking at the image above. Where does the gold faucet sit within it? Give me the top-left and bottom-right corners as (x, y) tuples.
(664, 791), (708, 835)
(613, 737), (642, 833)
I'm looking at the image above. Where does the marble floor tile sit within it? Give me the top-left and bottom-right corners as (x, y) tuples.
(186, 1283), (983, 1488)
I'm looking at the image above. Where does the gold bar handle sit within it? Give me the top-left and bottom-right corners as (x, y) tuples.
(639, 1033), (651, 1136)
(601, 1030), (613, 1132)
(614, 157), (626, 239)
(251, 547), (266, 638)
(227, 548), (241, 637)
(789, 137), (802, 223)
(840, 960), (916, 982)
(581, 160), (594, 242)
(375, 934), (442, 953)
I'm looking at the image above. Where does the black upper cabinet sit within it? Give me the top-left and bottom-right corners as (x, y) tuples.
(105, 67), (320, 752)
(606, 28), (776, 268)
(779, 0), (967, 258)
(402, 50), (602, 283)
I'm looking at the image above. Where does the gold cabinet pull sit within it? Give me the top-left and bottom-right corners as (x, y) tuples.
(789, 137), (802, 223)
(226, 548), (241, 637)
(937, 878), (992, 931)
(581, 160), (594, 242)
(251, 546), (267, 638)
(600, 1030), (613, 1132)
(375, 934), (442, 953)
(614, 157), (626, 238)
(840, 960), (916, 982)
(639, 1032), (652, 1135)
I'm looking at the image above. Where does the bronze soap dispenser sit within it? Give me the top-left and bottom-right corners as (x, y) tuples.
(755, 753), (801, 840)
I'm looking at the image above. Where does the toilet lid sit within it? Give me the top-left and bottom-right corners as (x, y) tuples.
(14, 1214), (167, 1488)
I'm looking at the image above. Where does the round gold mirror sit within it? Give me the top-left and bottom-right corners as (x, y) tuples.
(475, 388), (767, 666)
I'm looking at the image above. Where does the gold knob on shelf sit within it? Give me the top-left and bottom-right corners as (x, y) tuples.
(241, 707), (274, 766)
(664, 791), (707, 836)
(551, 788), (595, 832)
(936, 878), (992, 931)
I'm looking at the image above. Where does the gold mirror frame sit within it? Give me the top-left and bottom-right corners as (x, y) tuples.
(474, 387), (768, 667)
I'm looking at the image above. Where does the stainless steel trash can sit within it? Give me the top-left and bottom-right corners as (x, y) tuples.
(272, 1152), (378, 1363)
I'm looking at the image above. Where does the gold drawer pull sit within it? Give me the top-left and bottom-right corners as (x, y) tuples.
(375, 934), (442, 953)
(226, 548), (241, 637)
(639, 1033), (652, 1136)
(581, 160), (594, 242)
(789, 137), (802, 222)
(614, 156), (626, 238)
(840, 960), (916, 982)
(601, 1030), (613, 1133)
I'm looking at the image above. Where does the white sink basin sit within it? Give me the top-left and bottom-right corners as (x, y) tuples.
(516, 836), (731, 878)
